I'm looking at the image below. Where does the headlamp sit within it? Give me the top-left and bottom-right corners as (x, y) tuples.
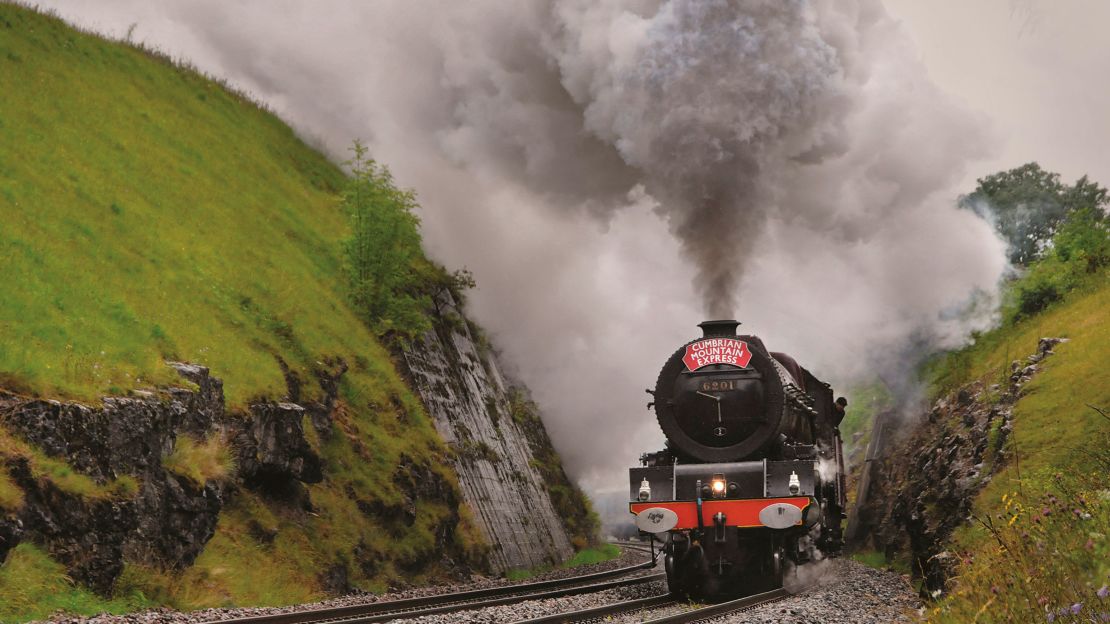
(711, 473), (726, 498)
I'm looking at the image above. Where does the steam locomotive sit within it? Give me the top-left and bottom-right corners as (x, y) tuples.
(629, 320), (847, 598)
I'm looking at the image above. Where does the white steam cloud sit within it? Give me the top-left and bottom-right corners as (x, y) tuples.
(41, 0), (1009, 495)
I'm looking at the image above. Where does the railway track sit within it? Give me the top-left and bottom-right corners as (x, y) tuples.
(202, 560), (660, 624)
(510, 594), (676, 623)
(642, 588), (791, 623)
(609, 540), (657, 555)
(512, 586), (789, 624)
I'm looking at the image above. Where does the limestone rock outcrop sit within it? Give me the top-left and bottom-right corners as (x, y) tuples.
(0, 303), (585, 591)
(7, 456), (136, 593)
(851, 337), (1068, 596)
(0, 362), (327, 590)
(402, 294), (576, 572)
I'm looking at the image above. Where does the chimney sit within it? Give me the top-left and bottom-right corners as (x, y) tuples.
(698, 319), (740, 337)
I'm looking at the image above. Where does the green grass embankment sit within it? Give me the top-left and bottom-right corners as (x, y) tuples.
(923, 274), (1109, 621)
(0, 4), (485, 616)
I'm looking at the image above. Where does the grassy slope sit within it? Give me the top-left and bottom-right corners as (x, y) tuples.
(923, 275), (1110, 621)
(0, 5), (486, 618)
(928, 279), (1108, 478)
(504, 543), (620, 582)
(1, 5), (353, 403)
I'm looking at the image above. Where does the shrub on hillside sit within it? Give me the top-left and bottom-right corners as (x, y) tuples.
(342, 140), (430, 340)
(341, 140), (477, 341)
(1054, 206), (1110, 273)
(1004, 201), (1110, 323)
(1011, 271), (1064, 320)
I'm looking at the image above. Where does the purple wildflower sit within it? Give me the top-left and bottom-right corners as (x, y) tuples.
(1073, 603), (1084, 615)
(1046, 613), (1054, 623)
(1099, 585), (1109, 599)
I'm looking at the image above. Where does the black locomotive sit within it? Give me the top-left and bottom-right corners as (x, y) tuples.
(629, 320), (847, 598)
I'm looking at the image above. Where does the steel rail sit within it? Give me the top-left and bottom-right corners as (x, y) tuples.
(333, 573), (665, 624)
(201, 561), (659, 624)
(510, 594), (676, 624)
(609, 540), (656, 554)
(640, 587), (791, 624)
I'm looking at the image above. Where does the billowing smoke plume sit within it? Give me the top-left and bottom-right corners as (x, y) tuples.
(545, 1), (842, 315)
(42, 0), (1009, 494)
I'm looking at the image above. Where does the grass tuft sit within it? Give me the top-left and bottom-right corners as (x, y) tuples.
(0, 543), (153, 622)
(0, 428), (136, 500)
(0, 468), (23, 511)
(162, 434), (235, 486)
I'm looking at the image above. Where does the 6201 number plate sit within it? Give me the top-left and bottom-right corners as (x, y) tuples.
(699, 379), (739, 392)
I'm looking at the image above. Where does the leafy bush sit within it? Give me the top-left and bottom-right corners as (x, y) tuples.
(1054, 206), (1110, 272)
(1012, 274), (1063, 319)
(1000, 199), (1109, 324)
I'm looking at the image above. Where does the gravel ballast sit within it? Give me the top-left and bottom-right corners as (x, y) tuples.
(705, 559), (922, 624)
(370, 558), (919, 624)
(35, 549), (919, 624)
(34, 547), (654, 624)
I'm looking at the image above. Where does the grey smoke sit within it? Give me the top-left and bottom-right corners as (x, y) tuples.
(545, 0), (842, 315)
(784, 556), (834, 595)
(40, 0), (1009, 495)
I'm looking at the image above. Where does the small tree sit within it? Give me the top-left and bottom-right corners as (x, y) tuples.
(342, 140), (429, 338)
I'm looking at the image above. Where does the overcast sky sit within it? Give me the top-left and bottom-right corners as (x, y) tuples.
(36, 1), (1109, 497)
(884, 0), (1110, 189)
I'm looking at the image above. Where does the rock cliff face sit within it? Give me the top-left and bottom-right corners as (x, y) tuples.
(402, 295), (576, 572)
(850, 337), (1066, 596)
(0, 301), (584, 592)
(0, 363), (323, 591)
